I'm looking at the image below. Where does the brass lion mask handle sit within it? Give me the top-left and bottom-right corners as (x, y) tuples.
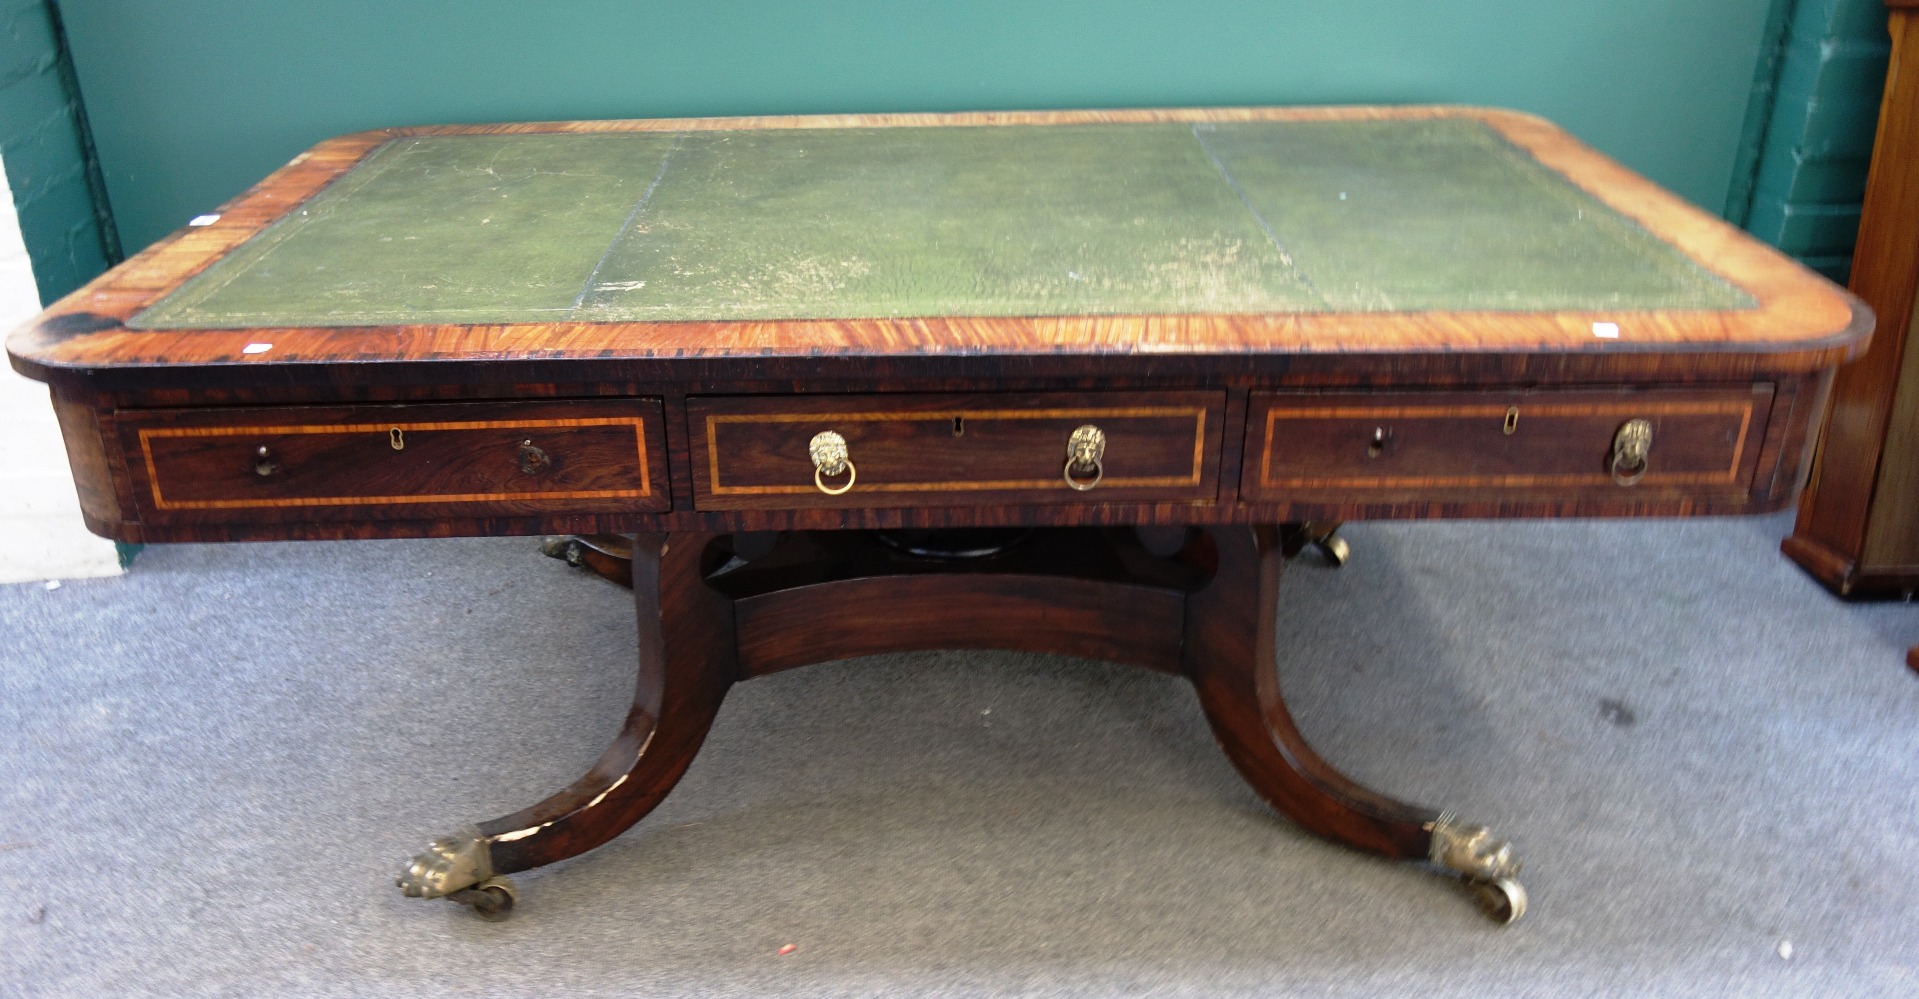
(1063, 424), (1105, 491)
(1611, 418), (1652, 486)
(809, 430), (856, 495)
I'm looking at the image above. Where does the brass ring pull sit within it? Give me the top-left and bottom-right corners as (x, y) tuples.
(809, 431), (855, 496)
(1063, 455), (1103, 491)
(1610, 418), (1652, 486)
(1064, 424), (1105, 491)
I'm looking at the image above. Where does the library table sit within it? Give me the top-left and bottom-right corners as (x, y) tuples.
(6, 107), (1868, 924)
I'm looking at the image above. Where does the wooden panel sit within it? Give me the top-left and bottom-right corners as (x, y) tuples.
(51, 393), (128, 534)
(1863, 302), (1919, 567)
(118, 398), (668, 523)
(688, 391), (1223, 510)
(734, 575), (1185, 678)
(1241, 386), (1772, 502)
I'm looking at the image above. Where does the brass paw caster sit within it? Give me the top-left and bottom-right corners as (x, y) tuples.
(446, 876), (519, 922)
(540, 534), (636, 588)
(1427, 812), (1525, 925)
(1467, 876), (1527, 925)
(1312, 531), (1350, 567)
(541, 536), (586, 566)
(398, 825), (520, 920)
(1280, 522), (1350, 567)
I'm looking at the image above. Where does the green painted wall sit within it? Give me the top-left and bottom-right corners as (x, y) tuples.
(1740, 0), (1892, 282)
(55, 0), (1780, 259)
(0, 0), (116, 303)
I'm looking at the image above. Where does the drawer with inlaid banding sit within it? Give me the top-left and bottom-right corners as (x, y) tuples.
(1240, 386), (1774, 503)
(688, 391), (1226, 511)
(118, 399), (669, 523)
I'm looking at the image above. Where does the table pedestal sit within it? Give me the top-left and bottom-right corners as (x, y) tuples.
(398, 527), (1526, 923)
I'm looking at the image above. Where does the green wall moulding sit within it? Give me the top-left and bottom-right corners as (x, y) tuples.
(0, 0), (119, 303)
(1728, 0), (1893, 282)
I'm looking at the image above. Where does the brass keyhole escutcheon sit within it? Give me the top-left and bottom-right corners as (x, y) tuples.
(808, 430), (855, 495)
(253, 445), (277, 477)
(1063, 424), (1105, 491)
(1611, 418), (1652, 486)
(1367, 426), (1392, 458)
(517, 439), (552, 475)
(390, 427), (405, 450)
(1503, 407), (1520, 435)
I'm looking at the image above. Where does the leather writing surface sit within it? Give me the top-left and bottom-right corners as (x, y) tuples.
(132, 120), (1748, 330)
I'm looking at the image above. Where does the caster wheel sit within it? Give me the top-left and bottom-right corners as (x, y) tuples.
(448, 876), (518, 921)
(1470, 877), (1527, 925)
(1313, 533), (1351, 568)
(540, 537), (585, 566)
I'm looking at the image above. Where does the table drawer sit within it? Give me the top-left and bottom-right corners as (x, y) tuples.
(120, 399), (668, 523)
(1241, 386), (1773, 502)
(689, 392), (1224, 510)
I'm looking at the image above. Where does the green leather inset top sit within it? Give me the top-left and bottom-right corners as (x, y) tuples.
(133, 120), (1749, 329)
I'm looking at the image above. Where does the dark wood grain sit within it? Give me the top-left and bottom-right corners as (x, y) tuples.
(1242, 385), (1773, 504)
(454, 525), (1460, 886)
(58, 370), (1824, 546)
(1183, 525), (1436, 858)
(116, 399), (668, 525)
(721, 527), (1199, 677)
(689, 391), (1223, 510)
(738, 573), (1185, 677)
(51, 394), (128, 535)
(1786, 4), (1919, 596)
(1747, 369), (1833, 510)
(479, 532), (734, 874)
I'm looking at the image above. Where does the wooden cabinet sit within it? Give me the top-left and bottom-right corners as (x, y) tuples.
(1784, 0), (1919, 597)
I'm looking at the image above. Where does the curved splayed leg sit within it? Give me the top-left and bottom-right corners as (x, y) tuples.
(399, 532), (734, 917)
(1182, 525), (1524, 923)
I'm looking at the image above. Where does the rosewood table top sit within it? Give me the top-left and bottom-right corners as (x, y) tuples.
(9, 107), (1861, 386)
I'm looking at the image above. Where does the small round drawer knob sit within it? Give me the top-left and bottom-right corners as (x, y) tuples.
(517, 439), (551, 475)
(808, 430), (855, 495)
(1064, 424), (1105, 491)
(1611, 418), (1652, 486)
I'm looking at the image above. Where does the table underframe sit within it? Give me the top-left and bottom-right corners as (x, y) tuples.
(395, 525), (1527, 923)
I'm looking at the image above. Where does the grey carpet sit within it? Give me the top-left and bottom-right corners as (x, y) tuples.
(1, 513), (1914, 997)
